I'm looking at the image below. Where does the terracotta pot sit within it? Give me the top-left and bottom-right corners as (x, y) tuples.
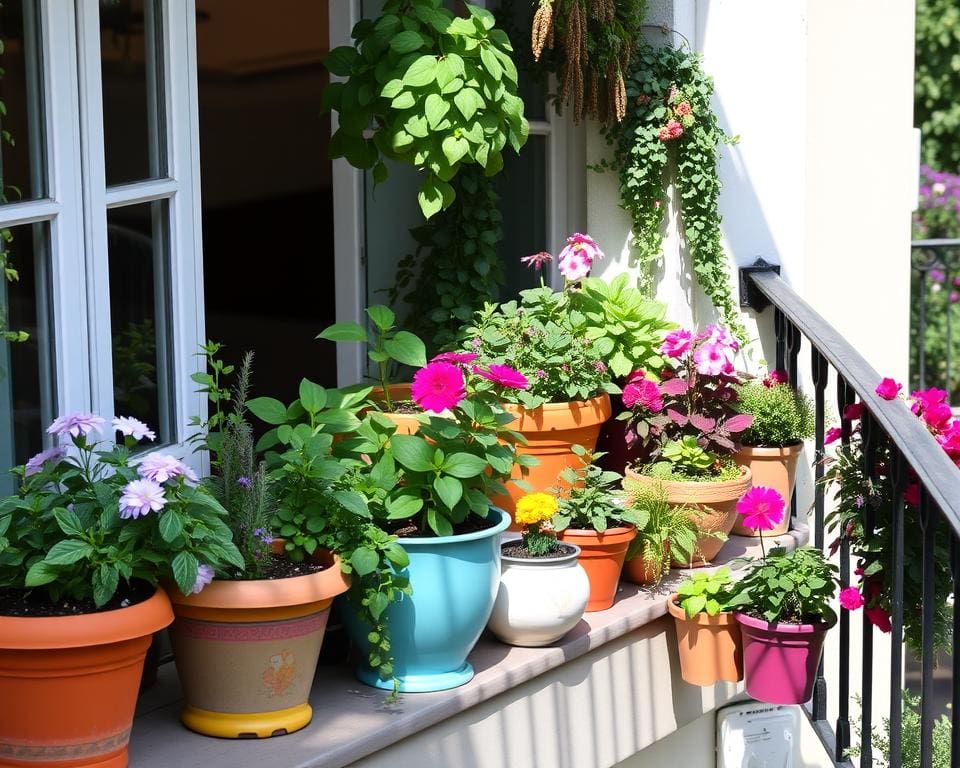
(666, 594), (743, 686)
(558, 525), (635, 611)
(731, 443), (803, 536)
(0, 586), (174, 768)
(493, 394), (613, 529)
(369, 384), (422, 435)
(735, 612), (830, 704)
(168, 549), (350, 739)
(623, 541), (670, 585)
(625, 466), (752, 566)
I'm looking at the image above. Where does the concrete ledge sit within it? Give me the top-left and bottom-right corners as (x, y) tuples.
(129, 527), (807, 768)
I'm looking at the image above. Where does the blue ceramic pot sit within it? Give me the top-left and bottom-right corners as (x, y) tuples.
(342, 507), (510, 692)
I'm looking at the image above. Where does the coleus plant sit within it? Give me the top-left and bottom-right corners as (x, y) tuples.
(622, 325), (753, 477)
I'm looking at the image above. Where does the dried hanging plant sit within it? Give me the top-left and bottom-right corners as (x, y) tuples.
(530, 0), (646, 124)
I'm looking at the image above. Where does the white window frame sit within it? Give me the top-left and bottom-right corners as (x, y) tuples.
(329, 0), (578, 386)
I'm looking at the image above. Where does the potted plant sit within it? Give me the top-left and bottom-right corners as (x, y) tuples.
(336, 356), (526, 692)
(550, 447), (641, 611)
(666, 567), (745, 685)
(731, 486), (838, 705)
(731, 369), (814, 536)
(573, 273), (674, 474)
(167, 347), (356, 738)
(316, 305), (428, 434)
(621, 479), (705, 585)
(0, 412), (240, 767)
(622, 325), (753, 564)
(488, 492), (590, 646)
(464, 234), (617, 519)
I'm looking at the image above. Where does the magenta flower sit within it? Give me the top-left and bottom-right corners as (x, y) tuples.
(137, 453), (199, 485)
(839, 586), (864, 611)
(825, 426), (843, 445)
(843, 403), (864, 421)
(473, 364), (529, 390)
(112, 416), (156, 442)
(762, 369), (788, 388)
(557, 233), (603, 281)
(865, 605), (892, 633)
(191, 564), (215, 595)
(411, 361), (466, 413)
(875, 377), (902, 400)
(520, 251), (553, 271)
(660, 329), (692, 359)
(431, 351), (478, 366)
(904, 482), (920, 507)
(119, 479), (166, 519)
(622, 378), (663, 412)
(24, 445), (67, 477)
(693, 341), (734, 376)
(735, 486), (786, 532)
(47, 412), (106, 439)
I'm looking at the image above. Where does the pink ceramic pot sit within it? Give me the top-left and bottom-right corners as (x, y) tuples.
(734, 612), (830, 705)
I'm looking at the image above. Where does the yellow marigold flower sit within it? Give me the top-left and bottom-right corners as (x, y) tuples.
(514, 492), (558, 526)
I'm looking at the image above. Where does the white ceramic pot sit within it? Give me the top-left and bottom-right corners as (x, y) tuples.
(488, 542), (590, 647)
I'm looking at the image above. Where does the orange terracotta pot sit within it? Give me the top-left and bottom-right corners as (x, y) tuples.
(0, 587), (174, 768)
(493, 394), (612, 529)
(368, 384), (422, 435)
(625, 466), (752, 566)
(558, 525), (635, 611)
(168, 549), (350, 739)
(623, 541), (670, 586)
(666, 593), (743, 686)
(730, 443), (802, 536)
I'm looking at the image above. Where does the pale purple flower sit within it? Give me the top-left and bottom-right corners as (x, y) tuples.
(930, 269), (946, 283)
(112, 416), (156, 442)
(237, 476), (252, 489)
(137, 453), (199, 484)
(535, 369), (547, 379)
(593, 360), (607, 373)
(191, 564), (215, 595)
(24, 445), (67, 477)
(470, 337), (482, 350)
(47, 412), (106, 439)
(119, 479), (166, 519)
(253, 527), (274, 545)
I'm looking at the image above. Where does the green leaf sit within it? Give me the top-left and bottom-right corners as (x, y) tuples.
(383, 330), (427, 368)
(93, 564), (119, 607)
(384, 542), (410, 568)
(324, 46), (358, 77)
(390, 91), (416, 110)
(442, 452), (488, 478)
(172, 551), (199, 597)
(365, 305), (395, 331)
(434, 476), (463, 510)
(299, 379), (327, 413)
(54, 507), (84, 537)
(317, 322), (369, 343)
(369, 592), (391, 620)
(403, 55), (438, 87)
(247, 397), (290, 425)
(479, 46), (502, 80)
(386, 493), (424, 519)
(427, 506), (454, 537)
(24, 560), (58, 587)
(683, 594), (707, 617)
(390, 30), (424, 54)
(380, 79), (404, 99)
(425, 93), (451, 129)
(158, 510), (184, 543)
(351, 547), (379, 577)
(334, 490), (370, 518)
(453, 87), (483, 121)
(391, 435), (436, 471)
(44, 539), (94, 565)
(441, 136), (469, 166)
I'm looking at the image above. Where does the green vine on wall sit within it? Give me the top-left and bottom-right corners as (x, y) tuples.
(392, 165), (504, 351)
(599, 44), (744, 339)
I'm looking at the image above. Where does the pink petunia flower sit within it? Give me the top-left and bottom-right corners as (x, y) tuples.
(693, 341), (734, 377)
(47, 412), (106, 439)
(411, 361), (466, 413)
(735, 486), (786, 532)
(112, 416), (156, 442)
(839, 586), (864, 611)
(119, 479), (166, 519)
(825, 426), (843, 445)
(473, 364), (529, 390)
(191, 564), (215, 595)
(843, 403), (864, 421)
(875, 377), (902, 400)
(24, 446), (67, 477)
(137, 453), (199, 485)
(660, 329), (692, 359)
(431, 351), (478, 366)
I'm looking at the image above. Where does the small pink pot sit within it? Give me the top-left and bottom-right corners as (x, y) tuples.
(734, 612), (830, 705)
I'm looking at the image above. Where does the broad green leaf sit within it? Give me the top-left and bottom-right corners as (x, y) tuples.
(247, 397), (289, 426)
(24, 560), (58, 587)
(54, 507), (84, 537)
(386, 493), (424, 519)
(434, 476), (463, 510)
(44, 539), (94, 566)
(317, 322), (368, 343)
(454, 87), (483, 121)
(158, 510), (184, 543)
(299, 379), (327, 413)
(403, 55), (438, 87)
(418, 178), (444, 219)
(479, 46), (502, 80)
(351, 547), (379, 576)
(427, 506), (453, 537)
(93, 564), (119, 607)
(442, 136), (469, 166)
(334, 490), (370, 518)
(390, 434), (436, 471)
(390, 30), (424, 54)
(383, 331), (427, 367)
(324, 46), (358, 77)
(172, 551), (199, 597)
(369, 591), (390, 620)
(442, 452), (488, 478)
(365, 305), (396, 331)
(425, 93), (451, 129)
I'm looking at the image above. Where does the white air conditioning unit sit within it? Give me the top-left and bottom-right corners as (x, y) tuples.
(717, 702), (802, 767)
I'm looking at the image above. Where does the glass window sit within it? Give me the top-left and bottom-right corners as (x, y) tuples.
(0, 0), (46, 202)
(107, 200), (172, 444)
(0, 221), (52, 494)
(498, 135), (547, 299)
(100, 0), (166, 185)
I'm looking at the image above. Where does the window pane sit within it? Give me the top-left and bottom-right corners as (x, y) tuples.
(108, 200), (172, 444)
(0, 221), (53, 494)
(498, 135), (547, 299)
(0, 0), (46, 202)
(100, 0), (166, 185)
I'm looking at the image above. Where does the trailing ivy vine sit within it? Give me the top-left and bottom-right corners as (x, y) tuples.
(322, 0), (528, 219)
(600, 44), (744, 339)
(391, 165), (504, 351)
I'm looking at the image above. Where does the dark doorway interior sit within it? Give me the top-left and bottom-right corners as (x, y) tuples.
(196, 1), (336, 402)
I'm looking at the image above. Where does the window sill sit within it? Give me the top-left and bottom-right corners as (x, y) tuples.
(130, 526), (808, 768)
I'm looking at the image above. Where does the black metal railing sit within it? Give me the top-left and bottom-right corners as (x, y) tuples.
(741, 261), (960, 768)
(912, 238), (960, 398)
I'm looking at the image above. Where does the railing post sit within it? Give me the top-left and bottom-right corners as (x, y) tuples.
(835, 377), (855, 761)
(888, 449), (907, 768)
(811, 347), (828, 723)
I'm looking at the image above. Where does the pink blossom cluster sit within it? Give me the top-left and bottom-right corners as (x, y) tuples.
(660, 324), (739, 376)
(735, 486), (785, 532)
(621, 369), (663, 412)
(654, 86), (695, 143)
(411, 353), (528, 413)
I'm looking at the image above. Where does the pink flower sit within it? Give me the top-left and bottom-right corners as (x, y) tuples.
(138, 453), (199, 485)
(191, 564), (215, 595)
(667, 119), (683, 138)
(904, 482), (920, 507)
(693, 341), (734, 376)
(47, 412), (106, 439)
(843, 403), (864, 421)
(557, 233), (603, 281)
(911, 387), (949, 414)
(675, 101), (692, 116)
(24, 446), (67, 477)
(626, 369), (647, 384)
(119, 479), (166, 519)
(473, 364), (529, 390)
(875, 377), (902, 400)
(698, 324), (739, 350)
(622, 378), (663, 412)
(938, 422), (960, 459)
(735, 486), (786, 532)
(922, 402), (953, 431)
(657, 126), (672, 142)
(520, 251), (552, 271)
(660, 329), (693, 359)
(762, 369), (788, 388)
(839, 586), (864, 611)
(825, 426), (843, 445)
(865, 605), (892, 633)
(112, 416), (156, 442)
(431, 351), (478, 366)
(411, 361), (466, 413)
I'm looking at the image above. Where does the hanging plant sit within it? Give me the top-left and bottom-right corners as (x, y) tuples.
(527, 0), (646, 124)
(599, 44), (744, 340)
(392, 166), (504, 351)
(322, 0), (528, 219)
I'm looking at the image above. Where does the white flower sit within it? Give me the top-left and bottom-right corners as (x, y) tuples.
(119, 479), (166, 519)
(112, 416), (156, 442)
